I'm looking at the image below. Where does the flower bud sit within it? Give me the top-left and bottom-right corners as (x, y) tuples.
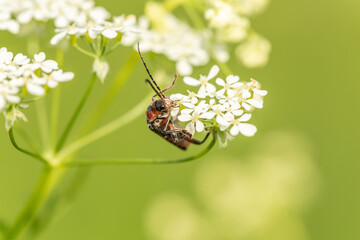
(93, 58), (109, 83)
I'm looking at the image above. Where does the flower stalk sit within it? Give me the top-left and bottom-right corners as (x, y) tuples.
(4, 167), (58, 240)
(61, 134), (217, 167)
(55, 73), (97, 152)
(8, 128), (48, 165)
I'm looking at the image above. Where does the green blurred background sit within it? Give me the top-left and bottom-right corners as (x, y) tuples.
(1, 0), (360, 239)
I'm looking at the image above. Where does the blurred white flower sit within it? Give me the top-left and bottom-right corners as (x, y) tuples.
(205, 1), (235, 28)
(131, 13), (210, 76)
(146, 132), (319, 240)
(233, 0), (270, 16)
(0, 9), (20, 34)
(0, 47), (74, 129)
(44, 70), (75, 88)
(0, 83), (20, 112)
(236, 34), (271, 68)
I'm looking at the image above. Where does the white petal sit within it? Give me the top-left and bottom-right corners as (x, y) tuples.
(102, 29), (118, 39)
(42, 60), (58, 71)
(246, 98), (263, 108)
(200, 111), (215, 119)
(47, 80), (58, 88)
(190, 96), (198, 105)
(206, 83), (216, 94)
(34, 52), (45, 62)
(88, 29), (98, 39)
(196, 120), (204, 132)
(181, 108), (194, 114)
(231, 82), (244, 88)
(216, 89), (225, 98)
(5, 95), (20, 103)
(171, 107), (179, 117)
(57, 72), (74, 82)
(242, 102), (252, 111)
(54, 16), (69, 28)
(239, 113), (252, 122)
(227, 89), (235, 97)
(232, 109), (244, 116)
(0, 96), (5, 111)
(183, 102), (195, 108)
(253, 89), (268, 96)
(238, 123), (257, 137)
(185, 122), (195, 135)
(226, 75), (239, 84)
(241, 89), (251, 99)
(170, 94), (185, 101)
(220, 123), (230, 131)
(176, 59), (192, 76)
(216, 77), (225, 86)
(197, 86), (207, 98)
(230, 125), (239, 136)
(224, 112), (234, 121)
(207, 65), (219, 80)
(178, 114), (192, 122)
(14, 54), (29, 65)
(50, 31), (67, 45)
(216, 115), (229, 126)
(26, 83), (45, 96)
(183, 77), (200, 86)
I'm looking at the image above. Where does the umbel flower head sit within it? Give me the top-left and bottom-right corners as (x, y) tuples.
(170, 65), (267, 147)
(0, 47), (74, 130)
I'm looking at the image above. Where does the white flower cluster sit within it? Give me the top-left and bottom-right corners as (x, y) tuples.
(0, 0), (106, 34)
(0, 0), (138, 45)
(204, 0), (271, 67)
(170, 65), (267, 147)
(127, 15), (209, 76)
(51, 12), (138, 45)
(0, 47), (74, 128)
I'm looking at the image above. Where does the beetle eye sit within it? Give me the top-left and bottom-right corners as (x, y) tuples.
(155, 100), (166, 111)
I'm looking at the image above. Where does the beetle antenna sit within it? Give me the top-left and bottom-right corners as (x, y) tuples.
(137, 42), (165, 98)
(145, 79), (164, 100)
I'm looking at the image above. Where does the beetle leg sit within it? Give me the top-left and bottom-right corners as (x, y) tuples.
(161, 129), (190, 143)
(185, 132), (211, 145)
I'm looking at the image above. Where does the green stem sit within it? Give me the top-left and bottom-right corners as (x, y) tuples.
(104, 42), (120, 56)
(79, 50), (138, 133)
(35, 99), (49, 149)
(50, 49), (64, 151)
(4, 167), (57, 240)
(55, 73), (97, 152)
(14, 127), (41, 154)
(183, 3), (205, 30)
(61, 136), (216, 167)
(28, 168), (90, 238)
(57, 93), (152, 160)
(50, 87), (61, 151)
(74, 45), (97, 58)
(0, 218), (9, 236)
(213, 57), (233, 75)
(8, 128), (48, 165)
